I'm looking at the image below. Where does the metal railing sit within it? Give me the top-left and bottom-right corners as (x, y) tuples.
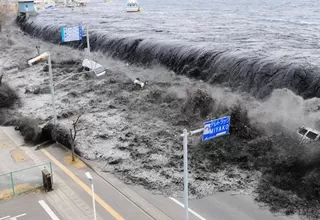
(0, 162), (52, 197)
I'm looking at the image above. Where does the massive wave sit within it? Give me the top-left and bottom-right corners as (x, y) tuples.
(17, 14), (320, 100)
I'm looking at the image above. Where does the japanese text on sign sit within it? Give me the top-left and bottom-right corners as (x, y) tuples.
(202, 116), (231, 141)
(61, 26), (83, 42)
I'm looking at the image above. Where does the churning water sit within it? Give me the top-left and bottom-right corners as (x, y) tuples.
(20, 0), (320, 98)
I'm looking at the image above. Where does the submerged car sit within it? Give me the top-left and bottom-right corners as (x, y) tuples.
(126, 1), (140, 12)
(296, 126), (320, 144)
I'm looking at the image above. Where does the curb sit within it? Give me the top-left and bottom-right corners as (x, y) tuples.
(79, 157), (173, 220)
(55, 142), (173, 220)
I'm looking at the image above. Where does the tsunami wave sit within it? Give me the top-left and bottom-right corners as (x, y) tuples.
(18, 18), (320, 100)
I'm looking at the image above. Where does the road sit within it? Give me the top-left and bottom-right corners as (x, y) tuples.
(84, 154), (298, 220)
(0, 193), (62, 220)
(0, 127), (298, 220)
(43, 144), (206, 220)
(37, 145), (155, 220)
(124, 185), (298, 220)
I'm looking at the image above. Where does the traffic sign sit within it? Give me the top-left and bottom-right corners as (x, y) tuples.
(202, 116), (231, 141)
(61, 26), (83, 42)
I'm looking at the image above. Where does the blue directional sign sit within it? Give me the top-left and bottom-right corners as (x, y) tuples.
(61, 26), (83, 43)
(202, 116), (231, 141)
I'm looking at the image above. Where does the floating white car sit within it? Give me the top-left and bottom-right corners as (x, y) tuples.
(126, 1), (140, 12)
(82, 59), (105, 77)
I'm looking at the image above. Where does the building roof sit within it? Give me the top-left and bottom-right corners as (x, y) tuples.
(18, 0), (35, 3)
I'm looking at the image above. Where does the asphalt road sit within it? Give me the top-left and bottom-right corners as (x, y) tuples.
(0, 127), (300, 220)
(0, 193), (62, 220)
(40, 146), (158, 220)
(0, 127), (164, 220)
(129, 185), (298, 220)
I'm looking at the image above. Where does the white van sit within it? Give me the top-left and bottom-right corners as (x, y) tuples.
(126, 1), (140, 12)
(296, 126), (320, 144)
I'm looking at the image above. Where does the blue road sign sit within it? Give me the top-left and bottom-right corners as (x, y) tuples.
(61, 26), (83, 43)
(202, 116), (231, 141)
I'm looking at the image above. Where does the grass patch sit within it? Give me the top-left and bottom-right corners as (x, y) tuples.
(0, 184), (45, 200)
(64, 153), (86, 169)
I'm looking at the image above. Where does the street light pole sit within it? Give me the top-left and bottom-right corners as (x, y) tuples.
(28, 51), (57, 125)
(47, 53), (57, 125)
(91, 179), (97, 220)
(85, 172), (97, 220)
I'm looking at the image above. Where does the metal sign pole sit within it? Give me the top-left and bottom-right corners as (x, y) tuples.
(48, 53), (57, 125)
(86, 26), (96, 70)
(183, 128), (189, 220)
(178, 116), (230, 220)
(86, 27), (90, 54)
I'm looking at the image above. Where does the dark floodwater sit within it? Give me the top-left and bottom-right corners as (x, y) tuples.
(23, 0), (320, 99)
(34, 0), (320, 64)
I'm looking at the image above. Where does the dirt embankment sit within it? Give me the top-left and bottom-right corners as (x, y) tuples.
(2, 24), (320, 219)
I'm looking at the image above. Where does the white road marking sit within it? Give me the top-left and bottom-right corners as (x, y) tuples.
(11, 213), (27, 220)
(1, 213), (26, 220)
(38, 200), (60, 220)
(169, 197), (207, 220)
(13, 214), (26, 218)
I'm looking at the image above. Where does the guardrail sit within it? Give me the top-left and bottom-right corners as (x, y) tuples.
(0, 162), (52, 198)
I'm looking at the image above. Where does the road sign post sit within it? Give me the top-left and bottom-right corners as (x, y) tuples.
(85, 27), (95, 71)
(61, 25), (98, 71)
(202, 116), (231, 141)
(61, 25), (83, 43)
(183, 129), (189, 220)
(86, 27), (90, 55)
(180, 116), (230, 220)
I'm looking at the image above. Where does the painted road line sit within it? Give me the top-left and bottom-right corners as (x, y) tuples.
(13, 213), (27, 219)
(40, 149), (125, 220)
(169, 197), (206, 220)
(39, 200), (60, 220)
(1, 214), (27, 220)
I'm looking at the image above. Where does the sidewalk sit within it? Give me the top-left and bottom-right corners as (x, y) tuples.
(0, 126), (100, 220)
